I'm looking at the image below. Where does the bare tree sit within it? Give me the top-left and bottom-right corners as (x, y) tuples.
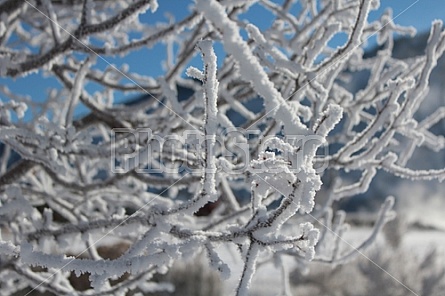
(0, 0), (444, 295)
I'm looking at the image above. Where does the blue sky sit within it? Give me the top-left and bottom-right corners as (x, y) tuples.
(1, 0), (444, 119)
(373, 0), (445, 32)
